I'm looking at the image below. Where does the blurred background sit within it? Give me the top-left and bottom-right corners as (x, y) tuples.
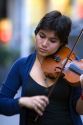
(0, 0), (83, 125)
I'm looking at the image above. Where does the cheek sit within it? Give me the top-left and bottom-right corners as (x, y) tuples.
(36, 37), (41, 44)
(50, 44), (60, 52)
(35, 37), (41, 48)
(36, 40), (40, 46)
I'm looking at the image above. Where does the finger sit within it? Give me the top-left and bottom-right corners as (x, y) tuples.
(34, 95), (49, 106)
(34, 104), (43, 116)
(34, 100), (45, 112)
(35, 98), (47, 108)
(80, 74), (83, 83)
(39, 96), (49, 105)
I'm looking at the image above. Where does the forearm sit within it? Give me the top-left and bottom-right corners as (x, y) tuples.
(0, 84), (21, 116)
(0, 97), (20, 116)
(76, 91), (83, 115)
(76, 74), (83, 114)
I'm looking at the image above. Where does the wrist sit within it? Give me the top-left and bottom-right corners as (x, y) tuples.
(18, 97), (24, 107)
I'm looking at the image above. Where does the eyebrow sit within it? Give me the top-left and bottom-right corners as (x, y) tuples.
(49, 36), (59, 41)
(50, 37), (58, 40)
(39, 31), (59, 40)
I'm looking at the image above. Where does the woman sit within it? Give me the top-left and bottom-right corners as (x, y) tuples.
(0, 10), (83, 125)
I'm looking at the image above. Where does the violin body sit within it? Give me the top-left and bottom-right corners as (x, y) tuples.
(63, 59), (83, 85)
(42, 46), (83, 86)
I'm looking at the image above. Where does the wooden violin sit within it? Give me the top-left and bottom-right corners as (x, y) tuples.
(41, 46), (83, 86)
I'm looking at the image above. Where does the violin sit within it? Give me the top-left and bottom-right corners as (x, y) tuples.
(41, 46), (83, 86)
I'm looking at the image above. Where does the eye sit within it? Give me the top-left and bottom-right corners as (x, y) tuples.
(50, 39), (57, 43)
(39, 32), (46, 38)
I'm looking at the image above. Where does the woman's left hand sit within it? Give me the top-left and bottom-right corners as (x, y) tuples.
(80, 74), (83, 88)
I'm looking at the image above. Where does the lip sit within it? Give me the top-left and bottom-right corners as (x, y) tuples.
(39, 48), (48, 53)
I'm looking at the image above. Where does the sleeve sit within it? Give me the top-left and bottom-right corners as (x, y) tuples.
(0, 59), (22, 116)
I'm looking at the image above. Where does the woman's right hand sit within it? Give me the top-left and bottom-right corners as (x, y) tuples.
(19, 95), (49, 116)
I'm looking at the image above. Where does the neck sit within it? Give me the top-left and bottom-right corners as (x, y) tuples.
(36, 54), (45, 64)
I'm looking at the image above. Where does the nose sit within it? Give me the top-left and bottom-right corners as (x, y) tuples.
(42, 39), (48, 47)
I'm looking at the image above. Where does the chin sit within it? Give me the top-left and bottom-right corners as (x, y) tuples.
(39, 52), (48, 57)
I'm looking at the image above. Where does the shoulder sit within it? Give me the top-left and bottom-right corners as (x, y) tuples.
(11, 51), (36, 70)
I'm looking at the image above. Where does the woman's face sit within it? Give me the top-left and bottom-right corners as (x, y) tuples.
(35, 29), (62, 57)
